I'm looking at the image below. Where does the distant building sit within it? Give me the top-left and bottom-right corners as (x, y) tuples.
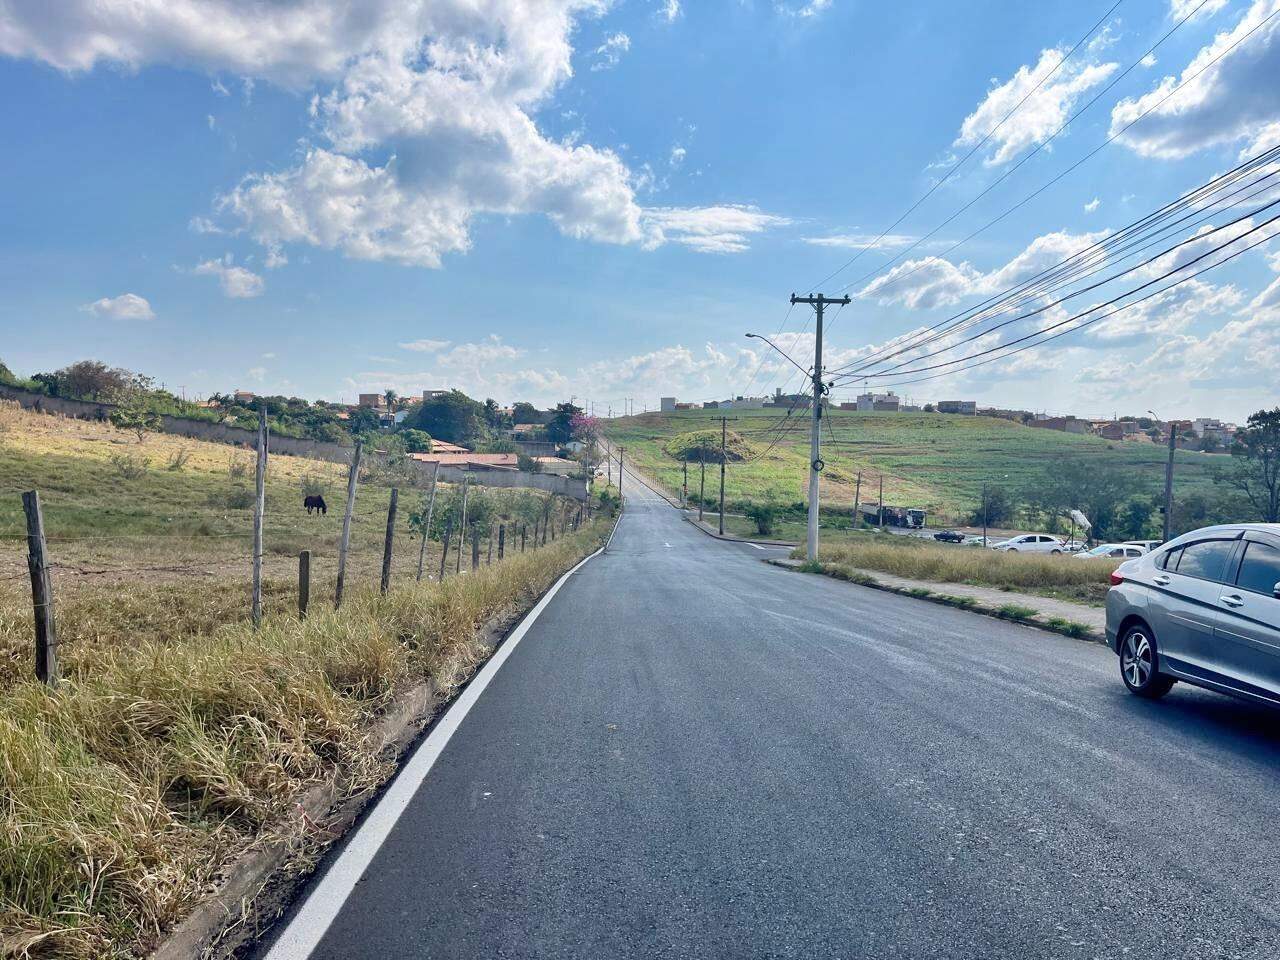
(936, 400), (977, 415)
(856, 391), (899, 412)
(358, 393), (387, 409)
(1029, 416), (1091, 435)
(660, 396), (677, 413)
(421, 389), (449, 402)
(233, 390), (256, 404)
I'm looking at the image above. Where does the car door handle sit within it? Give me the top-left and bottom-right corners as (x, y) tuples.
(1153, 575), (1171, 586)
(1221, 594), (1245, 608)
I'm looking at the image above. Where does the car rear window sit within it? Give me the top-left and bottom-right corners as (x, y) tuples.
(1235, 541), (1280, 596)
(1174, 539), (1236, 583)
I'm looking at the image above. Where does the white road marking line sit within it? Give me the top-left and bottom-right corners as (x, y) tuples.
(748, 543), (765, 550)
(263, 546), (606, 960)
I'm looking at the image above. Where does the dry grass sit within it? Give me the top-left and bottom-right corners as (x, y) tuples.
(0, 522), (610, 958)
(809, 537), (1117, 605)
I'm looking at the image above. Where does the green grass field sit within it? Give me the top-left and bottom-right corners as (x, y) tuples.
(606, 408), (1226, 525)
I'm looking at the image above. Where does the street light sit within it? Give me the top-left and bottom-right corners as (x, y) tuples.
(745, 333), (812, 379)
(1149, 409), (1175, 543)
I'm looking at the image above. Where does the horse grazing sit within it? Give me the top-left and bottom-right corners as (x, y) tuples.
(304, 494), (328, 515)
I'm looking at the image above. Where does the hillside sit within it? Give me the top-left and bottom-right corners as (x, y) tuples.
(604, 408), (1227, 525)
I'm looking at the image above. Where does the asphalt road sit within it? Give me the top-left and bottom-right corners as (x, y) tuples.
(255, 466), (1280, 959)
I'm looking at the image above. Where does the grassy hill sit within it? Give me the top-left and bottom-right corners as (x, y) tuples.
(604, 408), (1228, 525)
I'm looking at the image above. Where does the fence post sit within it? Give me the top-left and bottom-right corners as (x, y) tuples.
(335, 440), (363, 608)
(252, 407), (268, 627)
(456, 478), (470, 575)
(471, 524), (480, 570)
(416, 461), (441, 582)
(380, 487), (398, 595)
(542, 500), (551, 545)
(498, 524), (505, 560)
(298, 550), (311, 620)
(521, 524), (527, 552)
(22, 490), (58, 686)
(487, 529), (494, 565)
(439, 519), (453, 581)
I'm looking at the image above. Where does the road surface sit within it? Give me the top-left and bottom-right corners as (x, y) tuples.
(255, 466), (1280, 959)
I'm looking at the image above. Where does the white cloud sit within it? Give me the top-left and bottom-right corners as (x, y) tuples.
(656, 0), (681, 22)
(956, 47), (1118, 165)
(193, 254), (265, 298)
(263, 243), (288, 269)
(669, 145), (687, 167)
(398, 338), (452, 353)
(777, 0), (833, 18)
(802, 233), (915, 249)
(642, 204), (792, 253)
(590, 32), (630, 72)
(1170, 0), (1230, 20)
(1084, 198), (1101, 213)
(81, 292), (155, 320)
(188, 215), (225, 235)
(1086, 278), (1243, 340)
(3, 1), (785, 265)
(1111, 0), (1280, 159)
(1140, 52), (1158, 68)
(247, 366), (266, 382)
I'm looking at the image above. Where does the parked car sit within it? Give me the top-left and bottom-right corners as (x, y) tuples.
(989, 534), (1065, 554)
(1074, 543), (1148, 560)
(933, 530), (966, 543)
(1123, 539), (1163, 552)
(1105, 524), (1280, 706)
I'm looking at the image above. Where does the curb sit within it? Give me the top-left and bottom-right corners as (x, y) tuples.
(683, 516), (798, 548)
(769, 558), (1106, 645)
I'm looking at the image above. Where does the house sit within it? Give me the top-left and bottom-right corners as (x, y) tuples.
(1029, 416), (1091, 435)
(936, 400), (977, 415)
(233, 390), (256, 404)
(358, 393), (387, 409)
(856, 391), (899, 412)
(660, 397), (677, 413)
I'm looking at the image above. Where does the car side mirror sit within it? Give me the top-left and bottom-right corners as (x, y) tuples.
(1274, 581), (1280, 600)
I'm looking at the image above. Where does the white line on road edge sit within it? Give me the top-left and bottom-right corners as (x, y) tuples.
(748, 543), (765, 551)
(263, 546), (605, 960)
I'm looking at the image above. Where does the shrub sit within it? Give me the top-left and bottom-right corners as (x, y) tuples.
(109, 452), (150, 480)
(662, 429), (752, 463)
(166, 447), (191, 471)
(228, 456), (251, 480)
(744, 502), (778, 536)
(517, 452), (542, 473)
(224, 485), (255, 509)
(300, 473), (328, 498)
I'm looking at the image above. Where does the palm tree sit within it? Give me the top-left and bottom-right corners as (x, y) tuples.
(384, 389), (398, 411)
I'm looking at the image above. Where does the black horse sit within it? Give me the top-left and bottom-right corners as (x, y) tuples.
(304, 494), (327, 515)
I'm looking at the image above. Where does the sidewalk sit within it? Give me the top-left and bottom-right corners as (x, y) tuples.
(686, 515), (799, 548)
(770, 558), (1106, 642)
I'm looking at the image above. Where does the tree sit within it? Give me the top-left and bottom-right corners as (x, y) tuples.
(109, 391), (161, 442)
(517, 452), (543, 473)
(0, 358), (15, 385)
(347, 407), (382, 434)
(1222, 408), (1280, 522)
(570, 412), (600, 445)
(399, 428), (433, 453)
(512, 401), (541, 424)
(1115, 498), (1156, 541)
(922, 403), (935, 413)
(482, 398), (511, 431)
(1023, 461), (1142, 541)
(1198, 433), (1222, 454)
(745, 502), (778, 536)
(384, 389), (398, 411)
(968, 485), (1015, 527)
(546, 402), (582, 444)
(405, 389), (488, 446)
(50, 360), (145, 400)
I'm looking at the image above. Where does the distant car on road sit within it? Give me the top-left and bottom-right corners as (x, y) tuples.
(1074, 543), (1148, 560)
(1106, 524), (1280, 706)
(989, 534), (1065, 554)
(933, 530), (966, 543)
(1123, 539), (1163, 552)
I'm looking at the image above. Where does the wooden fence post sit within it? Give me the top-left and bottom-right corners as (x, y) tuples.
(380, 487), (398, 595)
(456, 478), (470, 574)
(439, 519), (453, 581)
(471, 524), (480, 570)
(416, 461), (441, 582)
(298, 550), (311, 620)
(498, 524), (505, 560)
(487, 529), (494, 565)
(252, 408), (268, 627)
(335, 440), (363, 608)
(22, 490), (58, 686)
(521, 524), (527, 552)
(542, 501), (551, 545)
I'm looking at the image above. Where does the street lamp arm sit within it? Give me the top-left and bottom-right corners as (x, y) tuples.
(744, 333), (812, 380)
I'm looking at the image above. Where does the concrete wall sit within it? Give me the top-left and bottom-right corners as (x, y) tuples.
(1, 384), (588, 500)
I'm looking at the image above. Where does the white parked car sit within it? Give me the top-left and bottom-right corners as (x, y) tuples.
(1123, 539), (1163, 552)
(1074, 543), (1148, 560)
(989, 534), (1066, 554)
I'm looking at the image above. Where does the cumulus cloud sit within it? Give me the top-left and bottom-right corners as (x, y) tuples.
(776, 0), (834, 18)
(3, 0), (788, 265)
(193, 254), (265, 298)
(1084, 198), (1101, 213)
(590, 32), (630, 72)
(802, 233), (915, 249)
(1170, 0), (1230, 20)
(1111, 0), (1280, 159)
(656, 0), (681, 22)
(398, 338), (451, 353)
(956, 48), (1118, 165)
(81, 292), (155, 320)
(642, 205), (792, 253)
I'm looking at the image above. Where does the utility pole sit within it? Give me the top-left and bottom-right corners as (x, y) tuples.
(853, 471), (862, 528)
(982, 479), (989, 548)
(699, 447), (706, 522)
(618, 447), (624, 500)
(1163, 427), (1176, 541)
(791, 293), (850, 560)
(682, 460), (688, 509)
(878, 474), (885, 531)
(718, 416), (726, 536)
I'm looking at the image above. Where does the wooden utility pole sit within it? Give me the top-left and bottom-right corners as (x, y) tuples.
(380, 487), (398, 595)
(335, 440), (363, 608)
(789, 293), (851, 559)
(22, 490), (58, 685)
(416, 461), (441, 582)
(252, 407), (268, 627)
(456, 478), (470, 574)
(718, 417), (727, 536)
(682, 460), (688, 509)
(439, 519), (453, 580)
(853, 471), (863, 528)
(298, 551), (311, 620)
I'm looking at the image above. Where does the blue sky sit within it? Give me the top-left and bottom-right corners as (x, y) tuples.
(2, 0), (1279, 420)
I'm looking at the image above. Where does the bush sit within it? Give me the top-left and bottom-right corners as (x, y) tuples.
(744, 502), (778, 536)
(109, 452), (150, 480)
(300, 473), (328, 498)
(223, 485), (256, 509)
(166, 447), (191, 472)
(517, 452), (542, 473)
(662, 429), (752, 463)
(228, 456), (251, 480)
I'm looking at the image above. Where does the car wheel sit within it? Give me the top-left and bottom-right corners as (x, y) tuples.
(1051, 549), (1062, 555)
(1119, 624), (1175, 699)
(1007, 547), (1017, 552)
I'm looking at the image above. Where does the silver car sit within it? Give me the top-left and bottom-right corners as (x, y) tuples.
(1105, 524), (1280, 706)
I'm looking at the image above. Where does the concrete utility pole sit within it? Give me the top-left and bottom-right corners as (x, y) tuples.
(1151, 410), (1175, 542)
(790, 293), (850, 560)
(618, 447), (624, 500)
